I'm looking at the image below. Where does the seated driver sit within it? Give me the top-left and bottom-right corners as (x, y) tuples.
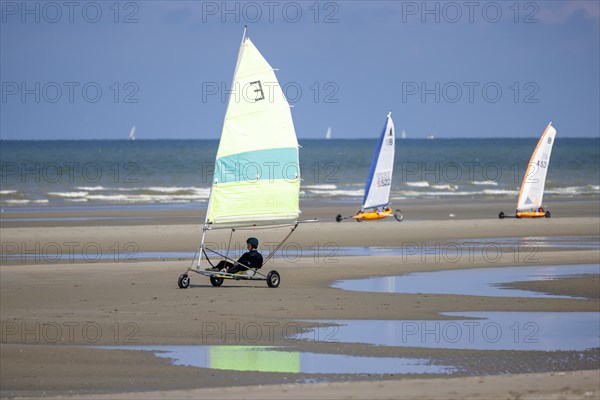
(209, 237), (263, 274)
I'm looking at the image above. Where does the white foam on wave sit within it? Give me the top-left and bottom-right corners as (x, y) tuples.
(76, 186), (105, 191)
(85, 193), (209, 203)
(85, 194), (130, 201)
(308, 189), (364, 197)
(0, 190), (17, 195)
(48, 191), (89, 198)
(145, 186), (203, 193)
(483, 189), (520, 195)
(77, 186), (208, 194)
(2, 199), (30, 204)
(303, 184), (338, 190)
(69, 186), (212, 202)
(471, 181), (499, 186)
(431, 184), (458, 191)
(545, 186), (600, 195)
(405, 181), (430, 188)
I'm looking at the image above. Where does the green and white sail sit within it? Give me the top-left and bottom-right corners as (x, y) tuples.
(207, 33), (300, 225)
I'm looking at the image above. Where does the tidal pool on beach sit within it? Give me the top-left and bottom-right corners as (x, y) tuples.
(295, 312), (600, 351)
(93, 345), (456, 375)
(332, 264), (600, 299)
(324, 264), (599, 351)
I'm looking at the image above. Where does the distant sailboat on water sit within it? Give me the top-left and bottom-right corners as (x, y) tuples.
(325, 126), (332, 140)
(129, 126), (136, 141)
(401, 129), (407, 139)
(426, 132), (435, 140)
(499, 122), (556, 219)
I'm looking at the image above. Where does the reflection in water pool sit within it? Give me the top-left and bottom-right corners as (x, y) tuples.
(94, 345), (456, 375)
(296, 312), (600, 351)
(332, 264), (599, 298)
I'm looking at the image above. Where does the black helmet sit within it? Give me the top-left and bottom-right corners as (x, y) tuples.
(246, 237), (259, 249)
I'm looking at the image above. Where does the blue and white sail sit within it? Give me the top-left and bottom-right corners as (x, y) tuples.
(362, 113), (395, 210)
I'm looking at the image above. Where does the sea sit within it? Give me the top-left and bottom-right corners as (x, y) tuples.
(1, 139), (598, 209)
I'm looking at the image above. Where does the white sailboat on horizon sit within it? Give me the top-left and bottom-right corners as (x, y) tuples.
(129, 126), (136, 141)
(325, 126), (332, 140)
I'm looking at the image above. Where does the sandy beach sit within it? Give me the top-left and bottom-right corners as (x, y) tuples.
(1, 199), (599, 399)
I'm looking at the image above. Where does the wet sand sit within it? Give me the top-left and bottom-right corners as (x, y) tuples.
(504, 275), (600, 300)
(1, 200), (599, 399)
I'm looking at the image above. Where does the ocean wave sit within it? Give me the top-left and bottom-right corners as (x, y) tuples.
(398, 190), (476, 197)
(405, 181), (430, 188)
(0, 190), (17, 195)
(482, 189), (520, 195)
(471, 181), (499, 186)
(80, 186), (211, 196)
(148, 186), (201, 193)
(48, 191), (89, 198)
(303, 184), (338, 190)
(431, 184), (458, 191)
(85, 193), (209, 203)
(2, 199), (30, 204)
(76, 186), (105, 191)
(136, 186), (205, 194)
(545, 186), (600, 195)
(308, 189), (364, 197)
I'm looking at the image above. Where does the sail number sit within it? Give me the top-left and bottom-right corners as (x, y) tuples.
(249, 80), (265, 102)
(376, 171), (391, 187)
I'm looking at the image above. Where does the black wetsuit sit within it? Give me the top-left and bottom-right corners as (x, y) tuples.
(217, 250), (263, 273)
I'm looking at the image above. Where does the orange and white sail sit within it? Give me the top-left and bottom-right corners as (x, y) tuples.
(516, 122), (557, 212)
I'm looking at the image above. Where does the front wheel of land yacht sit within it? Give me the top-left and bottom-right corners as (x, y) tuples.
(178, 274), (190, 289)
(267, 270), (280, 288)
(210, 276), (224, 287)
(545, 211), (551, 218)
(394, 209), (404, 222)
(335, 214), (342, 223)
(499, 211), (505, 219)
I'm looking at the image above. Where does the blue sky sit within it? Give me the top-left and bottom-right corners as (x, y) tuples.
(1, 0), (599, 139)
